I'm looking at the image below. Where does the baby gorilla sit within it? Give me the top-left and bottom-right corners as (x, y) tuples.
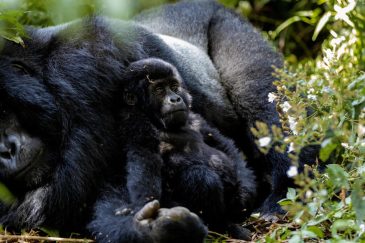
(121, 58), (257, 239)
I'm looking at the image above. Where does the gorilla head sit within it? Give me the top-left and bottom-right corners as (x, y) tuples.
(0, 47), (61, 192)
(122, 58), (192, 130)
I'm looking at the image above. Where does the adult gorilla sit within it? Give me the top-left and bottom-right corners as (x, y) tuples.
(0, 0), (290, 242)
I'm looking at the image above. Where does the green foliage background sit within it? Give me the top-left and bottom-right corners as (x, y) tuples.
(243, 0), (365, 241)
(0, 0), (364, 242)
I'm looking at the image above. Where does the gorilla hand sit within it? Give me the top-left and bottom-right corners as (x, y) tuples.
(134, 200), (207, 243)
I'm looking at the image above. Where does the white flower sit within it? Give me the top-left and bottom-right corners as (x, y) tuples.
(330, 36), (345, 48)
(308, 94), (317, 101)
(334, 0), (356, 27)
(341, 143), (348, 148)
(288, 116), (298, 135)
(287, 166), (298, 177)
(341, 143), (353, 150)
(308, 88), (315, 94)
(258, 137), (271, 147)
(268, 92), (277, 103)
(288, 142), (295, 153)
(305, 190), (313, 198)
(280, 101), (291, 113)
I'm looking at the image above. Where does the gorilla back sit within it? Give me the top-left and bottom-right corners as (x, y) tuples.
(0, 0), (289, 242)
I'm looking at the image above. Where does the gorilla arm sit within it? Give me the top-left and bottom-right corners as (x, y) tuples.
(120, 110), (163, 206)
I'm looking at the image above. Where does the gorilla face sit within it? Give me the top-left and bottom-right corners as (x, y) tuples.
(148, 78), (189, 130)
(122, 58), (191, 130)
(0, 112), (45, 179)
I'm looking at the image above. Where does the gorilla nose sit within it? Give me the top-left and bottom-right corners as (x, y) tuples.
(0, 134), (21, 160)
(169, 96), (182, 104)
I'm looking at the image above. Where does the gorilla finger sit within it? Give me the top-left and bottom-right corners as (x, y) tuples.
(135, 200), (160, 221)
(157, 207), (199, 221)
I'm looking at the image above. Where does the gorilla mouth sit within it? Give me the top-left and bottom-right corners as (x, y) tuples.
(163, 109), (187, 116)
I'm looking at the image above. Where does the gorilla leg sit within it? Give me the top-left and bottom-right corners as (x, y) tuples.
(166, 165), (226, 230)
(164, 165), (251, 240)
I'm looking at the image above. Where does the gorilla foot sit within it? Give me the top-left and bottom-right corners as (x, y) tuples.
(134, 200), (208, 243)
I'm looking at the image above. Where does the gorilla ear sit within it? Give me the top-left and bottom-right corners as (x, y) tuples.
(124, 92), (137, 106)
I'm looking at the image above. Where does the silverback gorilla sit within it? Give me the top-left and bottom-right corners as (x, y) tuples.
(0, 0), (292, 242)
(114, 57), (256, 239)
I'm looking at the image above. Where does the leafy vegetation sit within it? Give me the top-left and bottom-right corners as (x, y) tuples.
(0, 0), (364, 242)
(248, 0), (365, 241)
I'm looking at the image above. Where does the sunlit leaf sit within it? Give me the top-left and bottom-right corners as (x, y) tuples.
(312, 11), (332, 41)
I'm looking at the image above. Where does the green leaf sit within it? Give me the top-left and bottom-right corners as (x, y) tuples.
(307, 226), (324, 238)
(286, 187), (297, 201)
(278, 199), (294, 206)
(326, 164), (349, 189)
(351, 178), (365, 221)
(331, 219), (356, 237)
(319, 138), (338, 162)
(348, 74), (365, 90)
(288, 235), (302, 243)
(272, 16), (303, 39)
(312, 11), (332, 41)
(308, 215), (329, 226)
(301, 229), (318, 239)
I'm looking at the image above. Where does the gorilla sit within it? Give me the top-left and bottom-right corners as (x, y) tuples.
(0, 0), (291, 242)
(113, 57), (256, 239)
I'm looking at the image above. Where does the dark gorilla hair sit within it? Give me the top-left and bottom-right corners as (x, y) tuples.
(0, 18), (127, 231)
(0, 0), (311, 242)
(0, 17), (209, 243)
(117, 57), (256, 239)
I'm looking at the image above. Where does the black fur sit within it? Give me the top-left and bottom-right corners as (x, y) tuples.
(0, 0), (297, 242)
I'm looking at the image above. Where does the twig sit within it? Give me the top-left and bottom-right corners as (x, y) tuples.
(0, 235), (94, 242)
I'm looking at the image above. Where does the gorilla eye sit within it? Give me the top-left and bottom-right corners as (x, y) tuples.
(154, 86), (165, 94)
(11, 62), (31, 76)
(170, 83), (180, 92)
